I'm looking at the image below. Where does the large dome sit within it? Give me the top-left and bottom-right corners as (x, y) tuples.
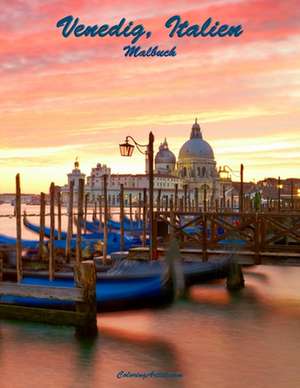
(178, 120), (214, 160)
(155, 138), (176, 164)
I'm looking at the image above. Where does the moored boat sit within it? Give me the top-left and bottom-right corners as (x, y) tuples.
(0, 261), (175, 312)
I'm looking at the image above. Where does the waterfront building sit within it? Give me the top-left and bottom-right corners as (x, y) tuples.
(61, 120), (229, 207)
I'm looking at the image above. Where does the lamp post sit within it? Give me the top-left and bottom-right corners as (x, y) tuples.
(119, 132), (155, 259)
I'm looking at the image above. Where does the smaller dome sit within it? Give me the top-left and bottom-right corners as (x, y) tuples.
(155, 138), (176, 164)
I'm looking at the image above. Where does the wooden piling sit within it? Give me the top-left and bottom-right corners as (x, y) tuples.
(98, 195), (103, 232)
(277, 176), (281, 212)
(39, 192), (46, 260)
(65, 180), (74, 261)
(202, 214), (208, 262)
(194, 187), (199, 212)
(226, 261), (245, 290)
(74, 260), (98, 337)
(84, 193), (89, 235)
(152, 212), (158, 259)
(49, 182), (55, 280)
(57, 188), (62, 240)
(15, 174), (22, 282)
(108, 194), (112, 219)
(239, 163), (244, 212)
(120, 184), (125, 251)
(138, 192), (142, 222)
(129, 193), (133, 227)
(203, 185), (207, 212)
(291, 180), (294, 209)
(157, 189), (161, 212)
(179, 197), (184, 212)
(76, 178), (84, 265)
(93, 200), (97, 221)
(143, 188), (147, 247)
(183, 184), (188, 211)
(215, 199), (219, 213)
(165, 195), (168, 213)
(174, 183), (178, 211)
(103, 174), (108, 262)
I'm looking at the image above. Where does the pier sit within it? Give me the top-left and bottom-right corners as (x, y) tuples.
(0, 259), (97, 337)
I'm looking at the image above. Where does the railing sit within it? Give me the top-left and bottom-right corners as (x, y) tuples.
(154, 211), (300, 264)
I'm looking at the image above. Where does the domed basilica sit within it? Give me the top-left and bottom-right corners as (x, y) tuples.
(62, 119), (223, 207)
(155, 119), (220, 201)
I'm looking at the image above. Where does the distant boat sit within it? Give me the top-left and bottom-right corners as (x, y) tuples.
(0, 231), (141, 254)
(23, 216), (142, 248)
(90, 217), (144, 233)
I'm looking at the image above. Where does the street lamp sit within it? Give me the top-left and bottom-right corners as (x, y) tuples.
(219, 166), (232, 180)
(119, 139), (135, 157)
(119, 132), (155, 259)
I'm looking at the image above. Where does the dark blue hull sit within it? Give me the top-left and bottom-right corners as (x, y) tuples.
(0, 271), (173, 312)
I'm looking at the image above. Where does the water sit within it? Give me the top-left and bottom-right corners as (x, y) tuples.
(0, 204), (300, 387)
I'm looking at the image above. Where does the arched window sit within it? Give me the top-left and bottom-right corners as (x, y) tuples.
(202, 167), (206, 177)
(197, 167), (201, 176)
(183, 167), (187, 177)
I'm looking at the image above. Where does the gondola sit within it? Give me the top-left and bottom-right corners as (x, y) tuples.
(105, 257), (231, 287)
(23, 217), (142, 250)
(0, 262), (175, 312)
(0, 256), (231, 312)
(0, 232), (140, 254)
(90, 217), (144, 233)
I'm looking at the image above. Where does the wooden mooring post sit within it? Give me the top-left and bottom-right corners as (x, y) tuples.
(143, 188), (147, 247)
(74, 260), (98, 337)
(39, 192), (46, 260)
(202, 213), (208, 262)
(129, 193), (133, 227)
(157, 189), (161, 212)
(76, 179), (84, 264)
(183, 184), (188, 212)
(49, 182), (55, 281)
(174, 183), (178, 211)
(84, 193), (89, 235)
(138, 192), (142, 222)
(103, 174), (108, 262)
(65, 180), (74, 261)
(239, 163), (244, 212)
(15, 174), (22, 282)
(194, 187), (199, 211)
(57, 188), (62, 240)
(98, 195), (103, 232)
(120, 184), (125, 251)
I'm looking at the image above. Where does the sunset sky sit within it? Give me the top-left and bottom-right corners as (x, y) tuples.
(1, 0), (300, 193)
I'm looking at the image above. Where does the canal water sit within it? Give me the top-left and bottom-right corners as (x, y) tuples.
(0, 204), (300, 387)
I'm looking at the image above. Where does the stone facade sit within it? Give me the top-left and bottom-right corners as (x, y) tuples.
(61, 120), (226, 207)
